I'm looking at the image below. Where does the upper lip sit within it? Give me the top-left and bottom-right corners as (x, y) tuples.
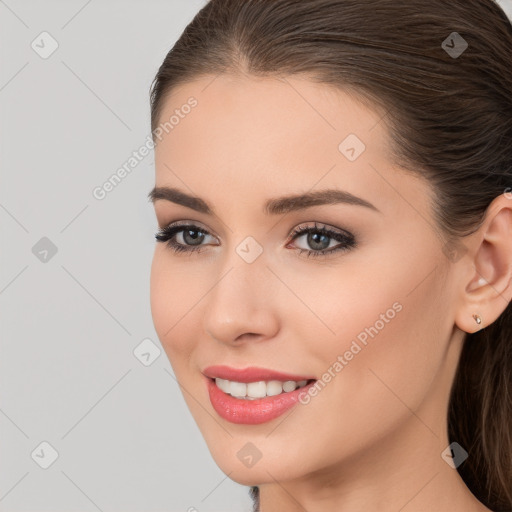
(202, 365), (316, 383)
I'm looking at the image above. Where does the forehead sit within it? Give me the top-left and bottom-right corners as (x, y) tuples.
(156, 73), (390, 159)
(153, 74), (431, 221)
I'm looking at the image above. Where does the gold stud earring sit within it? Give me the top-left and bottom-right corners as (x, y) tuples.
(472, 314), (482, 325)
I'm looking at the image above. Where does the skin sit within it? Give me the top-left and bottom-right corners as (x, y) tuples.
(149, 73), (512, 512)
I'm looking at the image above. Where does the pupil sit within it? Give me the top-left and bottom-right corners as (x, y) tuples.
(308, 232), (329, 250)
(184, 229), (204, 246)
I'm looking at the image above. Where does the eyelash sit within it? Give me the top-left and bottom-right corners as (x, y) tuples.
(155, 221), (356, 259)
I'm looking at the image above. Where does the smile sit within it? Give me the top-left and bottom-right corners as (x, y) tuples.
(215, 378), (309, 398)
(203, 365), (317, 424)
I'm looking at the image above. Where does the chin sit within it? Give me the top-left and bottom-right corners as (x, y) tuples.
(196, 427), (314, 486)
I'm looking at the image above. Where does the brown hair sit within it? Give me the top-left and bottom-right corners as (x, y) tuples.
(149, 1), (512, 510)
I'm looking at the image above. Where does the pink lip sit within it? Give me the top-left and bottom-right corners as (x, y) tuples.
(202, 365), (315, 383)
(202, 365), (317, 425)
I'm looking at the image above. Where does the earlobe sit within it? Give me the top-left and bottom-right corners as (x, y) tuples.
(472, 313), (482, 326)
(454, 193), (512, 334)
(455, 309), (484, 334)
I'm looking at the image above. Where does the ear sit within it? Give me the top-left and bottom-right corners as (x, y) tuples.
(454, 192), (512, 334)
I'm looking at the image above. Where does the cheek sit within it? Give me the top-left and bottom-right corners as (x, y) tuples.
(149, 250), (198, 363)
(294, 242), (446, 391)
(309, 258), (449, 429)
(249, 268), (450, 476)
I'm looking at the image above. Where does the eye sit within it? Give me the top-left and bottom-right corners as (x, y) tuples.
(154, 221), (356, 258)
(287, 222), (356, 258)
(154, 222), (217, 254)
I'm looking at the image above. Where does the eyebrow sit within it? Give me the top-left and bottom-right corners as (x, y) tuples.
(147, 186), (380, 215)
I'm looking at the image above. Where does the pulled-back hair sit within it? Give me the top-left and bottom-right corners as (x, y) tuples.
(149, 1), (512, 510)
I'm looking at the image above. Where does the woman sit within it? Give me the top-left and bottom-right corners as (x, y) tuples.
(147, 1), (512, 510)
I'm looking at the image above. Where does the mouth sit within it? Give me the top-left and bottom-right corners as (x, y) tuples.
(202, 365), (317, 424)
(212, 376), (312, 398)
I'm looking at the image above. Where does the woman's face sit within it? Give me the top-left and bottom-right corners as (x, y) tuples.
(149, 74), (464, 485)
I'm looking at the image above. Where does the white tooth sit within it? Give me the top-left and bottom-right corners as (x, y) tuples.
(229, 381), (247, 397)
(297, 380), (307, 388)
(282, 380), (297, 392)
(215, 378), (230, 393)
(266, 380), (283, 396)
(221, 379), (232, 393)
(247, 381), (267, 398)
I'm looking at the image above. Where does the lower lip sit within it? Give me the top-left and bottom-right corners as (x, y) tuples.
(206, 377), (316, 425)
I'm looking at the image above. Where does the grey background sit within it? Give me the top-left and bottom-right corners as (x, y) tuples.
(1, 1), (511, 511)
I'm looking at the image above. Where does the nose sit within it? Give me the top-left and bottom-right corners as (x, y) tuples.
(202, 252), (280, 346)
